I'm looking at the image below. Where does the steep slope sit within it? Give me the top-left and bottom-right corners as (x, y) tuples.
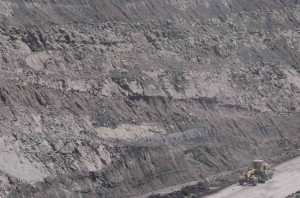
(0, 0), (299, 197)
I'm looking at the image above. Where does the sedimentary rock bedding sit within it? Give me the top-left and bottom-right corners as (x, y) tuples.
(0, 0), (299, 197)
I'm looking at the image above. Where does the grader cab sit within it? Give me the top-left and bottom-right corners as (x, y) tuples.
(239, 160), (274, 186)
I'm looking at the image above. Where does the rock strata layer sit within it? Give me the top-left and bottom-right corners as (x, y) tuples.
(0, 0), (299, 197)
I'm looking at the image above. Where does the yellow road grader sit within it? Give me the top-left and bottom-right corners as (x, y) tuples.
(239, 160), (274, 186)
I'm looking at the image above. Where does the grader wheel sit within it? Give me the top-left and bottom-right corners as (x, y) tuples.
(239, 176), (244, 185)
(270, 171), (274, 179)
(252, 177), (258, 186)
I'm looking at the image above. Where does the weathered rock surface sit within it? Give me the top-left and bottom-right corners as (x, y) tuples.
(287, 191), (300, 198)
(0, 0), (299, 197)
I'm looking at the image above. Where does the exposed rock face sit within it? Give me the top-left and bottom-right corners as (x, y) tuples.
(0, 0), (300, 197)
(287, 191), (300, 198)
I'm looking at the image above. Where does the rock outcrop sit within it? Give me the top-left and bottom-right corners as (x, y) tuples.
(0, 0), (299, 197)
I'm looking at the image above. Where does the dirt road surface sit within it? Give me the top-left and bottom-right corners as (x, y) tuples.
(205, 156), (300, 198)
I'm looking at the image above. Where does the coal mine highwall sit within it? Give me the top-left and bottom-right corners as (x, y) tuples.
(0, 0), (299, 197)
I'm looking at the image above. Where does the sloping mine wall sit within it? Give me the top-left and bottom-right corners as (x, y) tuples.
(0, 0), (299, 197)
